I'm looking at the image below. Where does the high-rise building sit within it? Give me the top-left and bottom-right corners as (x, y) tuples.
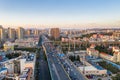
(113, 32), (120, 38)
(4, 29), (8, 40)
(0, 25), (5, 41)
(25, 29), (31, 36)
(50, 28), (60, 39)
(8, 28), (16, 40)
(34, 29), (39, 36)
(17, 27), (25, 39)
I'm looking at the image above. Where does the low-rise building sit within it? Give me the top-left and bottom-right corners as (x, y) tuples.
(19, 68), (32, 80)
(4, 62), (14, 74)
(78, 60), (107, 75)
(0, 75), (5, 80)
(79, 66), (107, 75)
(0, 67), (7, 75)
(113, 52), (120, 62)
(112, 46), (119, 52)
(3, 41), (14, 51)
(99, 52), (113, 61)
(20, 54), (35, 73)
(6, 74), (19, 80)
(0, 50), (36, 80)
(87, 48), (99, 58)
(14, 38), (38, 47)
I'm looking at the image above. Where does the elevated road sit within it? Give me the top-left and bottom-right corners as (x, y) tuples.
(41, 35), (71, 80)
(40, 35), (87, 80)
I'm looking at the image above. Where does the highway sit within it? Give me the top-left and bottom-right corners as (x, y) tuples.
(43, 44), (71, 80)
(41, 35), (71, 80)
(57, 52), (87, 80)
(40, 35), (87, 80)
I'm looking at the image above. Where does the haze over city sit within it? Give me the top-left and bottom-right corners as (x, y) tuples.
(0, 0), (120, 80)
(0, 0), (120, 29)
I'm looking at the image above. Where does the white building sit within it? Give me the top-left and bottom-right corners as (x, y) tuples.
(78, 61), (107, 75)
(4, 62), (14, 74)
(20, 59), (26, 73)
(79, 66), (107, 75)
(19, 53), (36, 80)
(1, 51), (36, 80)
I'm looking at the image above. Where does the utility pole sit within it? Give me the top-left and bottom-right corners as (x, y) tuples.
(68, 28), (71, 52)
(74, 38), (76, 51)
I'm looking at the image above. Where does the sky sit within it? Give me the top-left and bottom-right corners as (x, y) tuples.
(0, 0), (120, 29)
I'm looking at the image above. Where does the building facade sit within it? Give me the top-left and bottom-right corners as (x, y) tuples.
(8, 28), (16, 40)
(50, 28), (60, 39)
(0, 26), (5, 41)
(17, 27), (25, 39)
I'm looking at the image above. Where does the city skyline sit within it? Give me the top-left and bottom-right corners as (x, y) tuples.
(0, 0), (120, 29)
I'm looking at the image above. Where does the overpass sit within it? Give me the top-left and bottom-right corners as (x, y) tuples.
(39, 35), (71, 80)
(39, 35), (88, 80)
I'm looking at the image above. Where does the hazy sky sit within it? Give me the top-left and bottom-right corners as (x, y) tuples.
(0, 0), (120, 29)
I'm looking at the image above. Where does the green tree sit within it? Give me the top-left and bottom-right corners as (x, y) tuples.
(98, 78), (102, 80)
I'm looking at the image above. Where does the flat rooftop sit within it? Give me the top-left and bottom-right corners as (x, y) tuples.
(79, 66), (97, 71)
(0, 67), (7, 72)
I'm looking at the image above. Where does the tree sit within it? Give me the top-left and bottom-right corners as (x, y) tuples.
(76, 55), (80, 62)
(98, 61), (120, 74)
(98, 78), (102, 80)
(112, 73), (120, 80)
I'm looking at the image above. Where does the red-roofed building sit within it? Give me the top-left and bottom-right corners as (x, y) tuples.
(100, 52), (113, 61)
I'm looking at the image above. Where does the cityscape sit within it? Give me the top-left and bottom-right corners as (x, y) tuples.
(0, 0), (120, 80)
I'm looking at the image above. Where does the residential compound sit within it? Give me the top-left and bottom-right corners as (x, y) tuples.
(67, 51), (107, 76)
(14, 38), (38, 47)
(0, 51), (36, 80)
(0, 26), (120, 80)
(3, 38), (38, 51)
(0, 26), (41, 42)
(87, 45), (120, 63)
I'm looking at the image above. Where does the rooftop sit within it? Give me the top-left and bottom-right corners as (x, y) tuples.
(79, 66), (97, 71)
(100, 52), (112, 57)
(0, 67), (7, 72)
(26, 54), (34, 61)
